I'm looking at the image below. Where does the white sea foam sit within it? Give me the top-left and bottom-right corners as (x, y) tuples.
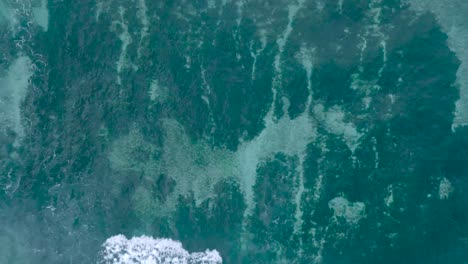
(136, 0), (149, 36)
(276, 0), (304, 54)
(438, 177), (453, 200)
(272, 0), (306, 107)
(236, 107), (316, 215)
(136, 0), (149, 57)
(100, 235), (222, 264)
(111, 7), (133, 84)
(292, 46), (315, 237)
(0, 56), (33, 145)
(110, 107), (316, 217)
(297, 46), (315, 112)
(160, 119), (235, 209)
(313, 104), (362, 152)
(384, 185), (394, 207)
(149, 80), (168, 102)
(328, 197), (366, 225)
(407, 0), (468, 128)
(250, 30), (267, 81)
(353, 0), (386, 110)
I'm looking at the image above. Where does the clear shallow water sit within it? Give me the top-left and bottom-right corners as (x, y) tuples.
(0, 0), (468, 263)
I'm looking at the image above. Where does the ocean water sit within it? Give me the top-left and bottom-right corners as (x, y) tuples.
(1, 0), (468, 263)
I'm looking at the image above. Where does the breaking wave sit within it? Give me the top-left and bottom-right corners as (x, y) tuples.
(99, 235), (222, 264)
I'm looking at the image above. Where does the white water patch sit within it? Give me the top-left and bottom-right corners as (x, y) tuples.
(438, 177), (453, 200)
(328, 197), (366, 225)
(149, 80), (168, 103)
(291, 46), (315, 236)
(350, 73), (379, 91)
(184, 55), (191, 69)
(109, 109), (316, 217)
(136, 0), (149, 57)
(250, 29), (267, 81)
(100, 235), (222, 264)
(407, 0), (468, 129)
(294, 154), (306, 252)
(297, 46), (315, 112)
(237, 106), (316, 214)
(0, 56), (33, 145)
(200, 67), (211, 101)
(313, 104), (362, 152)
(357, 0), (387, 77)
(311, 196), (366, 262)
(32, 0), (48, 31)
(200, 67), (216, 135)
(372, 136), (379, 168)
(111, 7), (133, 85)
(384, 185), (394, 207)
(136, 0), (149, 37)
(3, 167), (20, 195)
(358, 34), (367, 67)
(313, 174), (325, 202)
(293, 152), (305, 237)
(350, 73), (387, 111)
(276, 0), (304, 54)
(160, 119), (236, 209)
(161, 112), (315, 213)
(272, 0), (305, 108)
(108, 123), (227, 214)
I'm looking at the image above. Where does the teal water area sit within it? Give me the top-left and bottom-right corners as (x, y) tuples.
(0, 0), (468, 263)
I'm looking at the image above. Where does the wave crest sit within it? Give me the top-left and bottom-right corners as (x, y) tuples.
(99, 235), (222, 264)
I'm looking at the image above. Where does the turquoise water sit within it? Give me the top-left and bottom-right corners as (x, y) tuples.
(1, 0), (468, 263)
